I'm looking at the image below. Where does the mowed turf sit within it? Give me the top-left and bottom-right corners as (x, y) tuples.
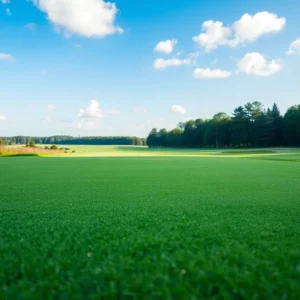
(0, 157), (300, 299)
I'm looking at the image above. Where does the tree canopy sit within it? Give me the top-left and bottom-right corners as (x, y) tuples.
(0, 136), (146, 146)
(147, 103), (300, 148)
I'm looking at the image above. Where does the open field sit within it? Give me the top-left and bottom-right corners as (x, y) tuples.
(0, 146), (63, 157)
(4, 145), (300, 161)
(0, 148), (300, 298)
(53, 145), (300, 158)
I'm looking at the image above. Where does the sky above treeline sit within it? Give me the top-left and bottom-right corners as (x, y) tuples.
(0, 0), (300, 137)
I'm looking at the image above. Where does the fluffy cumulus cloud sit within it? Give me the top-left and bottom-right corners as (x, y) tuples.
(232, 12), (285, 45)
(0, 53), (14, 62)
(238, 52), (283, 77)
(78, 100), (103, 119)
(31, 0), (123, 38)
(1, 0), (10, 4)
(193, 11), (285, 52)
(170, 105), (186, 115)
(153, 58), (191, 70)
(75, 100), (104, 129)
(193, 68), (231, 79)
(0, 113), (7, 121)
(193, 21), (232, 52)
(287, 38), (300, 55)
(154, 39), (178, 54)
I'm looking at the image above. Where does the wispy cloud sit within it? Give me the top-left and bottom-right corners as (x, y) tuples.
(0, 53), (15, 62)
(193, 68), (231, 79)
(286, 38), (300, 55)
(25, 23), (37, 32)
(153, 58), (191, 70)
(0, 113), (7, 121)
(5, 8), (11, 16)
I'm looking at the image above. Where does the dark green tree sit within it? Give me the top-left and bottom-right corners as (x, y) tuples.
(284, 105), (300, 146)
(146, 128), (159, 147)
(270, 103), (283, 146)
(158, 129), (168, 147)
(167, 128), (183, 147)
(232, 106), (249, 147)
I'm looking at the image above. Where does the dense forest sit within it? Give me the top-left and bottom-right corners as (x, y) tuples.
(1, 102), (300, 149)
(147, 103), (300, 148)
(0, 136), (146, 146)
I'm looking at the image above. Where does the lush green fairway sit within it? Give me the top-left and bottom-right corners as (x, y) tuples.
(1, 155), (300, 298)
(6, 145), (300, 160)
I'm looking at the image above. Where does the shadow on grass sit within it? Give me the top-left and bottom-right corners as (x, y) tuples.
(115, 146), (217, 153)
(115, 146), (150, 152)
(220, 150), (276, 155)
(0, 153), (40, 158)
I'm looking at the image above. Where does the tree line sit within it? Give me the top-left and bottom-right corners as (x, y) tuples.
(0, 136), (146, 146)
(147, 103), (300, 148)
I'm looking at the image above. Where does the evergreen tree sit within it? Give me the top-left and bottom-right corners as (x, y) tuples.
(270, 103), (283, 146)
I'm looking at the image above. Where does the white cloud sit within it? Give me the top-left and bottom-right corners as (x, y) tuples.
(78, 100), (103, 119)
(0, 53), (14, 62)
(47, 104), (56, 111)
(193, 68), (231, 79)
(193, 21), (232, 52)
(170, 105), (186, 115)
(232, 12), (285, 45)
(238, 52), (283, 77)
(5, 8), (11, 16)
(1, 0), (10, 4)
(154, 39), (178, 54)
(153, 58), (191, 70)
(31, 0), (123, 38)
(287, 38), (300, 55)
(25, 23), (37, 32)
(193, 11), (285, 52)
(75, 100), (104, 129)
(0, 113), (7, 121)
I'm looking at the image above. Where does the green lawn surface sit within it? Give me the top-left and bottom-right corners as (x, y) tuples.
(0, 152), (300, 298)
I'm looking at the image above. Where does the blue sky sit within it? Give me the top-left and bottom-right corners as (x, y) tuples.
(0, 0), (300, 137)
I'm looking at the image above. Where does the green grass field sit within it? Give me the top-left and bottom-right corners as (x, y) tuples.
(1, 147), (300, 298)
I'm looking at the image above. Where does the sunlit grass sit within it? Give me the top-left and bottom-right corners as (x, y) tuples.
(47, 145), (300, 160)
(3, 145), (300, 162)
(0, 146), (63, 157)
(220, 149), (275, 154)
(0, 156), (299, 298)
